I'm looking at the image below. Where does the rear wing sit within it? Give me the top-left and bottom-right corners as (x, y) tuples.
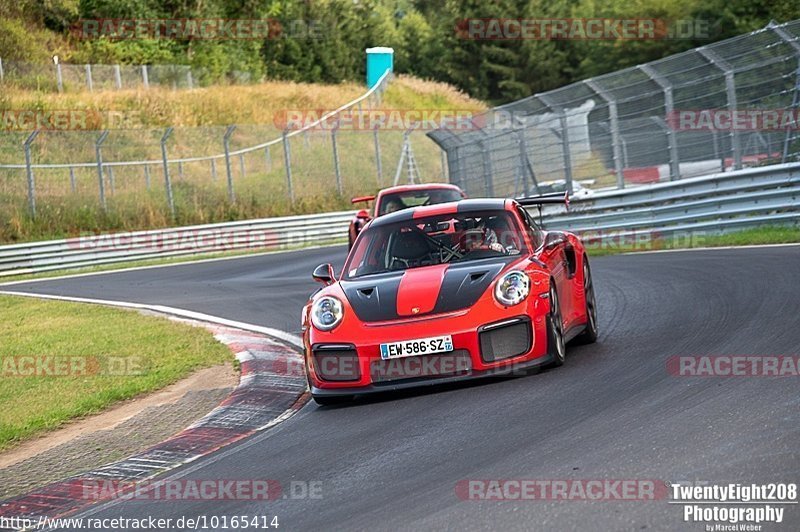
(351, 195), (376, 204)
(516, 191), (569, 225)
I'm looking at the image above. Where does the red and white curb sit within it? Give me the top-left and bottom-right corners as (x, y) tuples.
(0, 299), (308, 529)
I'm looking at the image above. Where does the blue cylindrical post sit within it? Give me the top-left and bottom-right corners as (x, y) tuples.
(366, 47), (394, 88)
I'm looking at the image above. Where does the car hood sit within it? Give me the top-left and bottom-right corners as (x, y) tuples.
(339, 258), (513, 322)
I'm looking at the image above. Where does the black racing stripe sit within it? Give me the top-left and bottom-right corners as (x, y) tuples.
(456, 199), (507, 213)
(341, 272), (403, 322)
(369, 208), (416, 228)
(432, 259), (508, 314)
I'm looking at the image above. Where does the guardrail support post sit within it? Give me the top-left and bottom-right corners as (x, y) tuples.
(95, 130), (109, 211)
(373, 126), (383, 185)
(282, 130), (295, 203)
(23, 130), (40, 218)
(223, 125), (236, 203)
(332, 124), (343, 194)
(161, 127), (175, 218)
(585, 79), (625, 187)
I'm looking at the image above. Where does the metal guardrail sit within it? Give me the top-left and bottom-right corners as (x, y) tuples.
(0, 163), (797, 277)
(537, 163), (800, 245)
(0, 211), (355, 276)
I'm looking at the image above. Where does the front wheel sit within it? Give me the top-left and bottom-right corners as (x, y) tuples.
(547, 284), (566, 367)
(574, 259), (598, 345)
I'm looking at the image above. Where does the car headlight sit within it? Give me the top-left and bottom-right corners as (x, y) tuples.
(494, 271), (530, 306)
(311, 296), (344, 331)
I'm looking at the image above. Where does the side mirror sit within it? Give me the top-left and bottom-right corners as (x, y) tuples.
(355, 209), (371, 220)
(312, 263), (335, 286)
(544, 232), (567, 251)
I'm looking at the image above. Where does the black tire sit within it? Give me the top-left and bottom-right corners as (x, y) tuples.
(312, 394), (352, 407)
(547, 283), (566, 367)
(574, 258), (598, 345)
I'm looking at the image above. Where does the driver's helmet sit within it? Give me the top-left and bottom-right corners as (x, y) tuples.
(382, 198), (404, 214)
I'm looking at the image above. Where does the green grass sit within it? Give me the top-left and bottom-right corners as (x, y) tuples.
(0, 294), (233, 450)
(584, 226), (800, 257)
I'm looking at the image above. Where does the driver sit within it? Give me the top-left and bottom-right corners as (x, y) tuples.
(460, 217), (506, 254)
(383, 198), (404, 214)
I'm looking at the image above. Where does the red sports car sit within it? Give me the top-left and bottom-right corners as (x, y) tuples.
(302, 196), (597, 405)
(348, 183), (466, 248)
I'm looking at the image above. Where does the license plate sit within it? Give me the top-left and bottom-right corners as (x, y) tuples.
(380, 335), (453, 360)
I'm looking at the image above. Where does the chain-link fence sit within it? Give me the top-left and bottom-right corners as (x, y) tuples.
(428, 20), (800, 199)
(0, 59), (248, 92)
(0, 72), (448, 226)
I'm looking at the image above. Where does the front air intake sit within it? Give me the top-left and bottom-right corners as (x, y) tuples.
(479, 318), (532, 362)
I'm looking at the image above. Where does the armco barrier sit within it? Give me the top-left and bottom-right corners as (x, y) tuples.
(0, 163), (798, 277)
(0, 210), (355, 276)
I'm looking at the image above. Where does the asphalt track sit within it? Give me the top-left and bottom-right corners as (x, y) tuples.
(3, 245), (800, 531)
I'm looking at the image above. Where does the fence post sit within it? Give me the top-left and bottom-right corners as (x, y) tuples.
(538, 94), (574, 194)
(640, 65), (680, 181)
(211, 158), (217, 181)
(144, 164), (151, 190)
(113, 64), (122, 89)
(440, 149), (448, 181)
(107, 165), (115, 194)
(282, 130), (295, 202)
(264, 146), (272, 172)
(373, 126), (383, 185)
(332, 124), (343, 194)
(585, 79), (625, 187)
(223, 125), (236, 202)
(55, 62), (63, 93)
(697, 47), (741, 171)
(0, 57), (4, 82)
(85, 64), (93, 92)
(768, 23), (800, 164)
(23, 131), (40, 218)
(95, 130), (109, 211)
(479, 139), (495, 197)
(187, 70), (194, 89)
(239, 154), (246, 179)
(178, 161), (184, 179)
(161, 127), (175, 218)
(69, 166), (76, 193)
(141, 65), (149, 89)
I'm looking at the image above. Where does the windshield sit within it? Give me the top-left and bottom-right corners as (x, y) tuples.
(344, 210), (527, 279)
(377, 188), (462, 216)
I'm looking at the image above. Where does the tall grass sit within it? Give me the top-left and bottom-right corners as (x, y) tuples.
(0, 76), (485, 243)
